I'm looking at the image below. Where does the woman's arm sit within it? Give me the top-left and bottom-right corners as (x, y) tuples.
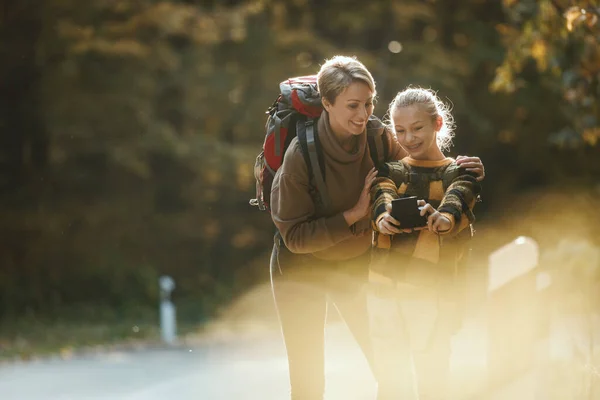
(455, 155), (485, 182)
(271, 171), (353, 254)
(270, 147), (378, 254)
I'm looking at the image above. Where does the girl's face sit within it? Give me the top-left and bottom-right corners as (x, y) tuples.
(392, 105), (443, 160)
(323, 81), (374, 139)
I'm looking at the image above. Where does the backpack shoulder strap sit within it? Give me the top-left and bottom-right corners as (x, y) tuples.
(439, 161), (462, 191)
(385, 159), (410, 184)
(439, 161), (477, 224)
(366, 116), (388, 167)
(296, 118), (330, 212)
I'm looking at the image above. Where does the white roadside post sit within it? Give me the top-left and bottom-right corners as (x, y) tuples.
(487, 236), (546, 393)
(159, 275), (177, 345)
(487, 236), (539, 294)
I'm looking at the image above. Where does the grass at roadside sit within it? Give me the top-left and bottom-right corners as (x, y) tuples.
(0, 305), (204, 363)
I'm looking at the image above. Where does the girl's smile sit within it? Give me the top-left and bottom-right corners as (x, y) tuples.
(392, 105), (444, 161)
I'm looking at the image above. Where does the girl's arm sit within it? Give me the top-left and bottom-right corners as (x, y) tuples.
(435, 170), (481, 235)
(369, 162), (408, 235)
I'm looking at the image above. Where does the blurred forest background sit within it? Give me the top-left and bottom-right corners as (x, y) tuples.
(1, 0), (599, 354)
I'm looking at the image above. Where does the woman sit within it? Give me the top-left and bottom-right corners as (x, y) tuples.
(269, 56), (484, 399)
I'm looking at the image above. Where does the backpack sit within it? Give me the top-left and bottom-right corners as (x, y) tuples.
(250, 75), (389, 213)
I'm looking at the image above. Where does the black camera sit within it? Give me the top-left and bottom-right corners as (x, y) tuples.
(390, 196), (428, 229)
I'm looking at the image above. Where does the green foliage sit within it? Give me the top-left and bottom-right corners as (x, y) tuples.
(493, 0), (600, 148)
(0, 0), (599, 336)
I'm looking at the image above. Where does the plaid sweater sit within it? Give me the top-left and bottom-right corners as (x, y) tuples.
(369, 157), (481, 290)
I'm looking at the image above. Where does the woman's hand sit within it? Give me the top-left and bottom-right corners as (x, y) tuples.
(456, 155), (485, 182)
(376, 203), (414, 235)
(418, 200), (452, 233)
(343, 168), (378, 226)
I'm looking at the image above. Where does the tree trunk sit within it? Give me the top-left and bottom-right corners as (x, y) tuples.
(0, 0), (47, 192)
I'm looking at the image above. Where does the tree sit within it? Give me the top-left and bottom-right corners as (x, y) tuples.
(493, 0), (600, 148)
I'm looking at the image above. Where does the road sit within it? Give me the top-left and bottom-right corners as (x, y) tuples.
(0, 318), (515, 400)
(1, 323), (372, 400)
(1, 283), (594, 400)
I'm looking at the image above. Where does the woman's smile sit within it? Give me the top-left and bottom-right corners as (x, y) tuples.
(351, 120), (365, 129)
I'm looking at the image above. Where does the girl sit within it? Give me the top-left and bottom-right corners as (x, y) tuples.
(368, 87), (481, 399)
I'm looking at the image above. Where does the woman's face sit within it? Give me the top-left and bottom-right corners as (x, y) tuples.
(323, 81), (374, 138)
(392, 105), (442, 160)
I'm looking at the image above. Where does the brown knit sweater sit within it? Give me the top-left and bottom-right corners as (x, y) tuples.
(270, 111), (406, 261)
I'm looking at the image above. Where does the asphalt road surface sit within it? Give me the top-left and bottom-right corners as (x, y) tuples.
(1, 284), (594, 400)
(1, 319), (529, 400)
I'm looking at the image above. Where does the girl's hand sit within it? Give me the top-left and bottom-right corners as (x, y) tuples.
(456, 155), (485, 182)
(418, 200), (451, 233)
(377, 203), (414, 235)
(344, 168), (378, 226)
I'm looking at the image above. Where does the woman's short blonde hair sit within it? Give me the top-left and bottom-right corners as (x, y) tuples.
(316, 55), (376, 105)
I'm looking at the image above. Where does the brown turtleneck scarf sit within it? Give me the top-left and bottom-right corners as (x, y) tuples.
(270, 110), (406, 261)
